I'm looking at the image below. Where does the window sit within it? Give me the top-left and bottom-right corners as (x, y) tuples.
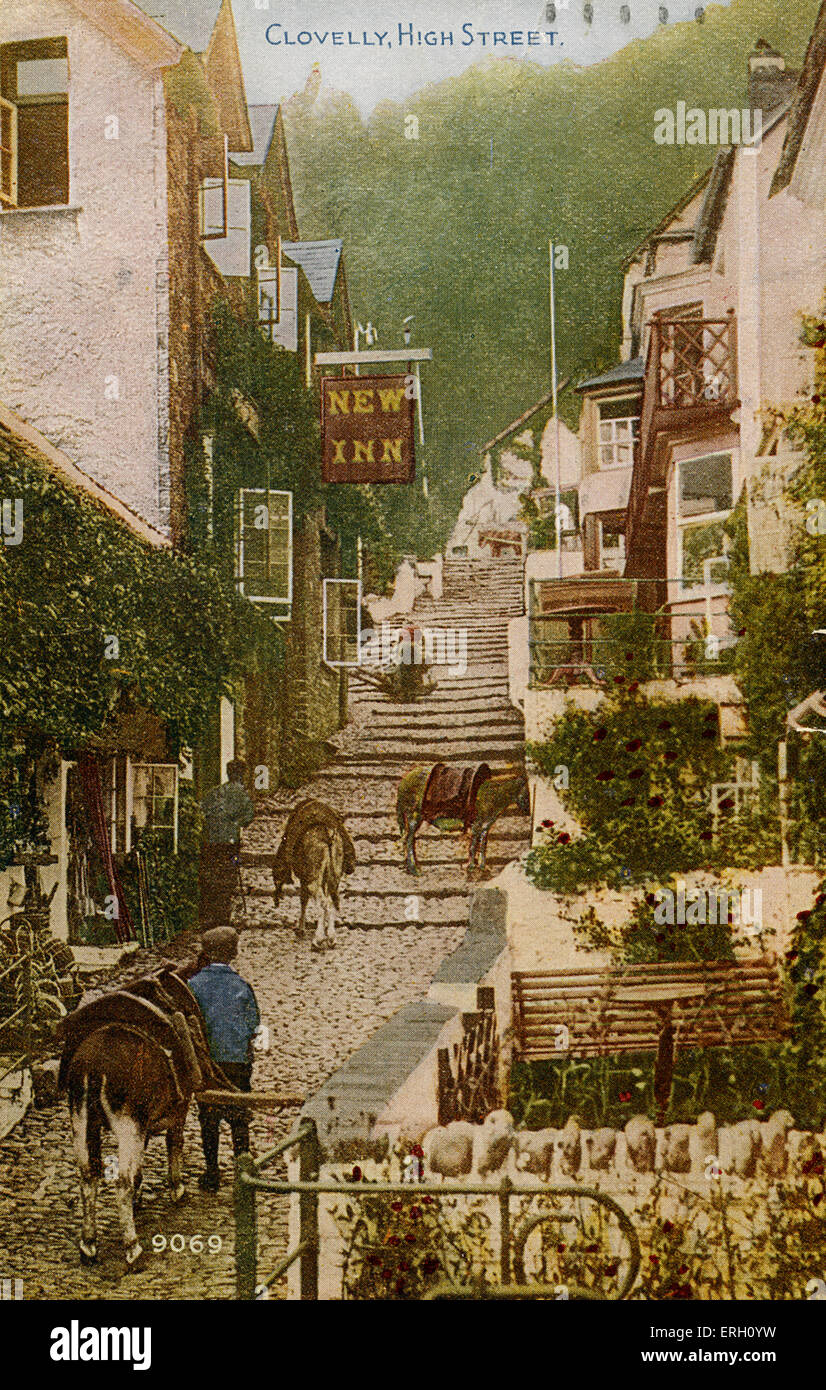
(258, 264), (298, 351)
(323, 578), (362, 667)
(236, 488), (293, 607)
(676, 452), (733, 590)
(599, 522), (626, 570)
(0, 39), (69, 209)
(598, 398), (640, 468)
(130, 764), (178, 854)
(103, 757), (179, 855)
(200, 176), (251, 278)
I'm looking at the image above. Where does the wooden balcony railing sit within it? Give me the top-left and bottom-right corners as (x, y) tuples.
(629, 312), (737, 567)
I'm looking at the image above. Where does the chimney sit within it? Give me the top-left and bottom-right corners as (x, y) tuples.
(748, 38), (798, 114)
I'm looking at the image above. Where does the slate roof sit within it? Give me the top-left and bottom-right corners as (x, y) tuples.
(133, 0), (222, 53)
(231, 104), (279, 167)
(576, 357), (645, 393)
(282, 240), (343, 303)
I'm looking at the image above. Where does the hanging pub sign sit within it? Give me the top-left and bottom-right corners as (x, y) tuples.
(321, 374), (416, 484)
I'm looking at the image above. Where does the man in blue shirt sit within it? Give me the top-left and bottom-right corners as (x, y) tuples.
(188, 927), (260, 1192)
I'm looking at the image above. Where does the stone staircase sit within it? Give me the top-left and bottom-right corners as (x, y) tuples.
(240, 557), (529, 934)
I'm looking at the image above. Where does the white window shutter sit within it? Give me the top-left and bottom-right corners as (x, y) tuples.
(0, 96), (18, 208)
(258, 266), (298, 352)
(202, 178), (251, 279)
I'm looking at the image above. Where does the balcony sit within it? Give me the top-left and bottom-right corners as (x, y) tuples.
(627, 313), (738, 577)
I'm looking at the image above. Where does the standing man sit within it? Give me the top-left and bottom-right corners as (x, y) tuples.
(199, 759), (254, 928)
(187, 926), (260, 1191)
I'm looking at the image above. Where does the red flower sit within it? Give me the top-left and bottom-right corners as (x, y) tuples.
(625, 738), (643, 752)
(753, 1100), (765, 1111)
(628, 682), (640, 693)
(797, 910), (812, 922)
(405, 1233), (417, 1244)
(391, 1201), (403, 1212)
(700, 830), (713, 841)
(349, 1166), (362, 1182)
(815, 894), (826, 907)
(557, 1244), (566, 1253)
(645, 893), (658, 906)
(381, 1268), (393, 1281)
(386, 1235), (400, 1246)
(619, 1091), (632, 1103)
(409, 1206), (422, 1219)
(596, 770), (615, 782)
(662, 1220), (674, 1232)
(614, 675), (626, 685)
(409, 1144), (424, 1159)
(625, 651), (635, 661)
(657, 720), (672, 731)
(620, 797), (635, 807)
(604, 1262), (619, 1277)
(557, 832), (571, 845)
(719, 797), (735, 811)
(422, 1195), (433, 1205)
(593, 727), (608, 741)
(649, 1255), (660, 1264)
(628, 768), (644, 780)
(541, 819), (555, 829)
(664, 751), (678, 763)
(648, 795), (664, 808)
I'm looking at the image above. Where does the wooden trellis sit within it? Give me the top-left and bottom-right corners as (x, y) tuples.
(656, 317), (737, 410)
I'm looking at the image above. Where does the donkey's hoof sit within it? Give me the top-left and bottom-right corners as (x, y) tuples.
(311, 938), (325, 952)
(125, 1241), (144, 1269)
(170, 1182), (186, 1204)
(79, 1242), (97, 1266)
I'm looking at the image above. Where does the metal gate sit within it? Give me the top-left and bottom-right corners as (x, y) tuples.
(233, 1119), (641, 1301)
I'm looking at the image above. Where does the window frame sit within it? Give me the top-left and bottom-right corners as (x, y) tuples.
(597, 412), (640, 469)
(0, 38), (69, 211)
(323, 577), (363, 668)
(675, 451), (733, 595)
(235, 487), (293, 610)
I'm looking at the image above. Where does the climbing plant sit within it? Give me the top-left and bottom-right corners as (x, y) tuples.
(0, 439), (280, 871)
(525, 690), (778, 895)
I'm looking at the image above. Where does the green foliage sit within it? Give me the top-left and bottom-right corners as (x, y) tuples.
(191, 300), (398, 589)
(332, 1150), (493, 1299)
(525, 691), (776, 893)
(282, 0), (820, 552)
(0, 441), (279, 869)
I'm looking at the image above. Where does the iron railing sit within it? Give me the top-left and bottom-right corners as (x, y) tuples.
(233, 1119), (641, 1301)
(0, 917), (34, 1087)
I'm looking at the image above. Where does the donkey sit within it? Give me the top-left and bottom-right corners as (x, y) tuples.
(60, 973), (230, 1268)
(64, 1025), (190, 1268)
(271, 799), (357, 950)
(397, 765), (530, 876)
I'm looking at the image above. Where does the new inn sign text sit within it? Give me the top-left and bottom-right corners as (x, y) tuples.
(321, 374), (416, 484)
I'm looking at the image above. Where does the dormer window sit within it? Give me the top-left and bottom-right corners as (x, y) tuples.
(0, 38), (69, 209)
(598, 397), (640, 468)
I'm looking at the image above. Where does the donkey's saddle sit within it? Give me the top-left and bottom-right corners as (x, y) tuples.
(57, 968), (235, 1101)
(421, 763), (493, 832)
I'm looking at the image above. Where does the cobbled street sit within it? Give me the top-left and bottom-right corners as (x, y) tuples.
(0, 560), (528, 1300)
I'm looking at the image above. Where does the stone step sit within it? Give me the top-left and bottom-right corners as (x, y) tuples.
(357, 711), (524, 732)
